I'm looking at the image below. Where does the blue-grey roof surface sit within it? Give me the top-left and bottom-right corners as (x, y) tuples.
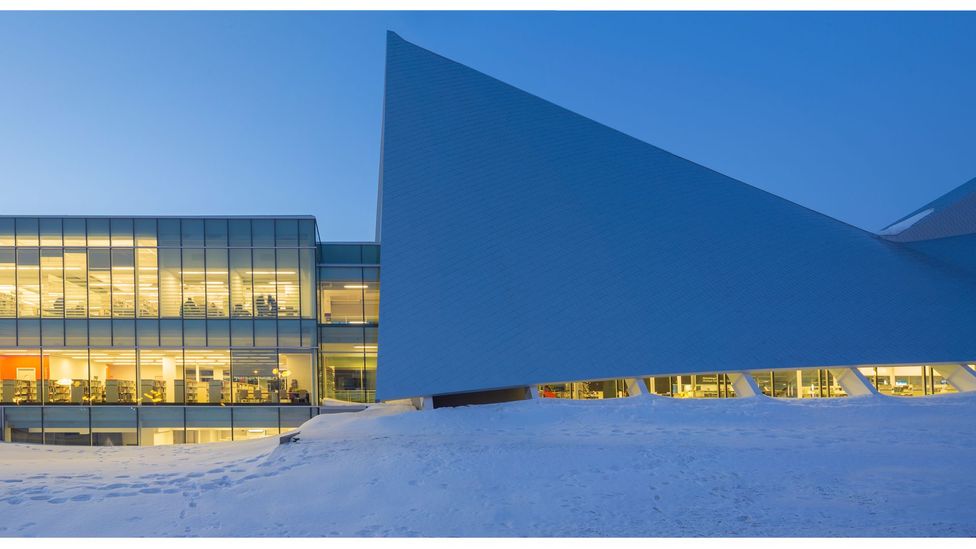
(376, 32), (976, 400)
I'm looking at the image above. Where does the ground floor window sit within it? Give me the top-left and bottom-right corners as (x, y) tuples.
(2, 405), (319, 446)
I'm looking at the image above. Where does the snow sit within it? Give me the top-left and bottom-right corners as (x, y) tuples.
(878, 208), (934, 236)
(1, 394), (975, 537)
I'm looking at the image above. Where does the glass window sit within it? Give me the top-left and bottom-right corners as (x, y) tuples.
(300, 248), (314, 319)
(183, 350), (230, 405)
(39, 218), (62, 246)
(62, 218), (86, 246)
(139, 349), (184, 404)
(0, 219), (14, 246)
(322, 244), (362, 264)
(65, 319), (88, 346)
(136, 248), (159, 317)
(139, 407), (185, 446)
(43, 407), (90, 446)
(231, 349), (278, 404)
(207, 320), (229, 347)
(40, 248), (64, 318)
(280, 407), (313, 432)
(318, 267), (364, 324)
(110, 218), (134, 247)
(254, 319), (276, 347)
(0, 248), (16, 317)
(252, 219), (275, 247)
(181, 219), (205, 247)
(298, 219), (316, 247)
(275, 219), (298, 247)
(228, 219), (251, 247)
(112, 319), (135, 346)
(111, 248), (135, 318)
(0, 349), (42, 404)
(0, 319), (15, 346)
(362, 245), (380, 265)
(229, 249), (253, 318)
(41, 319), (64, 346)
(799, 369), (823, 398)
(86, 218), (110, 246)
(158, 218), (181, 247)
(206, 248), (228, 318)
(158, 248), (182, 318)
(160, 319), (182, 346)
(253, 249), (277, 318)
(137, 319), (159, 347)
(183, 319), (206, 347)
(185, 406), (231, 444)
(323, 351), (365, 403)
(17, 248), (40, 317)
(276, 249), (299, 318)
(92, 407), (138, 446)
(63, 248), (88, 319)
(181, 248), (206, 319)
(279, 351), (313, 405)
(278, 320), (300, 347)
(43, 349), (89, 404)
(231, 319), (253, 347)
(3, 406), (42, 443)
(301, 320), (317, 348)
(87, 249), (111, 318)
(89, 349), (137, 404)
(134, 218), (157, 247)
(205, 219), (228, 247)
(17, 319), (39, 346)
(88, 319), (111, 346)
(232, 407), (280, 440)
(363, 268), (379, 325)
(15, 217), (39, 246)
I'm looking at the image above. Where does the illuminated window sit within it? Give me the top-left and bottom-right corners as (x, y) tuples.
(181, 249), (205, 319)
(139, 349), (184, 404)
(0, 249), (16, 317)
(87, 249), (111, 318)
(63, 249), (88, 319)
(158, 249), (182, 318)
(16, 248), (40, 318)
(111, 248), (135, 318)
(136, 248), (159, 317)
(230, 249), (253, 318)
(318, 267), (364, 324)
(276, 249), (299, 318)
(252, 249), (277, 318)
(89, 349), (137, 404)
(42, 349), (89, 404)
(205, 248), (228, 318)
(40, 249), (64, 318)
(183, 349), (230, 405)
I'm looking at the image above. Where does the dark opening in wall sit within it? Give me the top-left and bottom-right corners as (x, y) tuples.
(432, 387), (530, 408)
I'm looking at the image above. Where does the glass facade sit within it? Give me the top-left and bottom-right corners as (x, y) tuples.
(317, 243), (380, 404)
(0, 216), (324, 445)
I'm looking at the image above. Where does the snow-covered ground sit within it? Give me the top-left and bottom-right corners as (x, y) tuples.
(1, 393), (975, 537)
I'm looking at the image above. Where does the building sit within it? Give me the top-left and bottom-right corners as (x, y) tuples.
(2, 33), (975, 444)
(375, 32), (976, 407)
(0, 217), (380, 444)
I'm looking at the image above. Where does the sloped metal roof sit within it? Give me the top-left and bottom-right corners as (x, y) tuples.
(376, 32), (976, 400)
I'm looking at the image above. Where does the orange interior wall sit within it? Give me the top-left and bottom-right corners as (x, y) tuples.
(0, 355), (48, 380)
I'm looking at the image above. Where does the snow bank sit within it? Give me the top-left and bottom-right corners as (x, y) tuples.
(1, 394), (975, 537)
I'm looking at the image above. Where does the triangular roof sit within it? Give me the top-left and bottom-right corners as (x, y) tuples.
(376, 32), (976, 400)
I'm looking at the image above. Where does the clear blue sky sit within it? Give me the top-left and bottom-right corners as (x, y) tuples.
(1, 11), (974, 240)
